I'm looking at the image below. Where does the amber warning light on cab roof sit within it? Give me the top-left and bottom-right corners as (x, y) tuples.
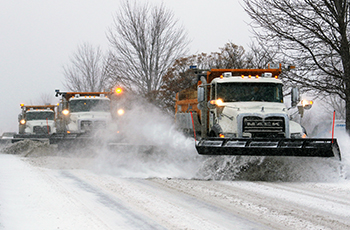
(115, 87), (123, 95)
(221, 72), (279, 79)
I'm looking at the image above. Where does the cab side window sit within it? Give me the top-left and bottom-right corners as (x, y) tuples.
(211, 83), (216, 100)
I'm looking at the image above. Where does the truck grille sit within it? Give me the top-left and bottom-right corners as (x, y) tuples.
(80, 120), (92, 131)
(243, 116), (285, 138)
(33, 126), (50, 134)
(94, 121), (107, 129)
(80, 120), (106, 131)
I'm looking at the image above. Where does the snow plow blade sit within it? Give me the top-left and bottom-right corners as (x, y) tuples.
(49, 133), (97, 150)
(49, 133), (150, 152)
(12, 134), (51, 143)
(196, 138), (341, 160)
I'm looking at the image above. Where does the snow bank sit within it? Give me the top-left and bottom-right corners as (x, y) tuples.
(337, 132), (350, 179)
(196, 155), (342, 182)
(1, 139), (56, 157)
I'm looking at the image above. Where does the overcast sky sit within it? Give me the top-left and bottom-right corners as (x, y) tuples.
(0, 0), (252, 133)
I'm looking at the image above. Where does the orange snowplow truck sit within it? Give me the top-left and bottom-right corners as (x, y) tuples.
(175, 64), (341, 159)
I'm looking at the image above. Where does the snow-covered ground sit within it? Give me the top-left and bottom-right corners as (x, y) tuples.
(0, 132), (350, 230)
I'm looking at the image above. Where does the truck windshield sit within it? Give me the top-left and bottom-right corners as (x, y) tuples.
(217, 82), (283, 103)
(69, 99), (110, 112)
(26, 112), (55, 120)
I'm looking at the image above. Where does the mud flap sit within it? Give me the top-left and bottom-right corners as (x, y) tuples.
(196, 138), (341, 160)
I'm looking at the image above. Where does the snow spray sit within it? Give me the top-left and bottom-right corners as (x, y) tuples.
(92, 99), (203, 178)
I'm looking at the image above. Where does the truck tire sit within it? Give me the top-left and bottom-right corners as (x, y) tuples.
(210, 124), (223, 137)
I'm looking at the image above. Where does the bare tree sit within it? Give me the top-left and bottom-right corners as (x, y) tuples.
(158, 55), (198, 113)
(245, 41), (278, 69)
(159, 42), (251, 113)
(207, 43), (247, 69)
(36, 93), (54, 105)
(243, 0), (350, 133)
(106, 0), (189, 102)
(321, 94), (346, 120)
(63, 43), (109, 92)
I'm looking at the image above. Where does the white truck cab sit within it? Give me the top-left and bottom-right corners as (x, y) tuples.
(64, 96), (112, 133)
(209, 75), (298, 138)
(55, 91), (117, 134)
(18, 105), (56, 135)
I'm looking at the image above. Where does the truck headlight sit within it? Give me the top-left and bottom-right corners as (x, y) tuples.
(62, 109), (69, 115)
(117, 109), (125, 116)
(209, 98), (224, 107)
(20, 119), (26, 125)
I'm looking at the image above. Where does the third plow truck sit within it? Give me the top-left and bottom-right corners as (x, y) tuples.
(13, 104), (56, 143)
(175, 64), (341, 160)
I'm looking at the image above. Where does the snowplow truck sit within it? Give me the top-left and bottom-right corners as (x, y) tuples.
(50, 88), (126, 149)
(175, 64), (341, 159)
(13, 104), (57, 142)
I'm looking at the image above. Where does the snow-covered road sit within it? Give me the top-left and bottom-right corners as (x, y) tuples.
(1, 151), (350, 230)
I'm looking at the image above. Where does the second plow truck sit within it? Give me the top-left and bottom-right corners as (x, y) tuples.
(50, 88), (126, 149)
(13, 104), (57, 142)
(175, 64), (341, 159)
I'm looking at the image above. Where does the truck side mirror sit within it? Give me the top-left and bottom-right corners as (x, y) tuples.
(18, 114), (22, 122)
(291, 87), (300, 107)
(55, 89), (60, 97)
(197, 86), (205, 102)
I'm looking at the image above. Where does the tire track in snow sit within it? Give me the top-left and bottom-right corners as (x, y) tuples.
(218, 180), (350, 230)
(60, 171), (166, 230)
(266, 181), (350, 206)
(242, 181), (350, 229)
(149, 178), (350, 230)
(132, 178), (268, 230)
(67, 171), (267, 230)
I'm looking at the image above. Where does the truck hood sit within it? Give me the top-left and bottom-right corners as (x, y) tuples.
(26, 120), (55, 126)
(70, 111), (112, 121)
(67, 111), (112, 133)
(24, 120), (56, 134)
(221, 102), (288, 117)
(216, 102), (290, 137)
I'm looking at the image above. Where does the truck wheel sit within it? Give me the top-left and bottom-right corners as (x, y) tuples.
(209, 131), (217, 137)
(210, 124), (223, 137)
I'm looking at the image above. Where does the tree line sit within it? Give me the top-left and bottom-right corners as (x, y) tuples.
(63, 0), (350, 134)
